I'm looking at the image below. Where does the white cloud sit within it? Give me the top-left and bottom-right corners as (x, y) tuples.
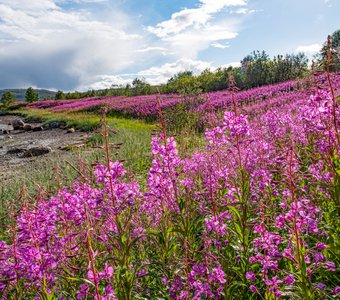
(135, 46), (171, 56)
(0, 0), (58, 12)
(0, 0), (143, 90)
(85, 75), (131, 90)
(230, 8), (256, 14)
(61, 0), (108, 3)
(211, 42), (230, 49)
(147, 0), (246, 59)
(296, 43), (322, 54)
(136, 58), (212, 85)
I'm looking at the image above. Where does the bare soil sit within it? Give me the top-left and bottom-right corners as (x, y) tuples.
(0, 115), (91, 183)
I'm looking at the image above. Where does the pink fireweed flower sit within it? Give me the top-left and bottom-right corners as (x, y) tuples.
(284, 275), (295, 285)
(246, 271), (256, 282)
(94, 161), (125, 183)
(88, 270), (96, 282)
(316, 283), (326, 291)
(99, 263), (114, 279)
(323, 261), (336, 271)
(315, 242), (327, 251)
(249, 285), (258, 293)
(103, 285), (117, 299)
(204, 211), (231, 236)
(212, 265), (226, 284)
(223, 111), (250, 137)
(77, 284), (90, 299)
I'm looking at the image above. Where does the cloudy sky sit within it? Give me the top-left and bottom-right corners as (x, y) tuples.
(0, 0), (339, 91)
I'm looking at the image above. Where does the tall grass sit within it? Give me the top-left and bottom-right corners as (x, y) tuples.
(0, 110), (156, 219)
(12, 109), (101, 131)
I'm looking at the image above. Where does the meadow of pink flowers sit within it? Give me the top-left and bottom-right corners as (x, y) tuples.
(1, 73), (339, 299)
(27, 79), (310, 119)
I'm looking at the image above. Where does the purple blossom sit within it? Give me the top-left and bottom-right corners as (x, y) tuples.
(246, 271), (256, 282)
(249, 285), (258, 293)
(316, 283), (326, 291)
(284, 275), (295, 285)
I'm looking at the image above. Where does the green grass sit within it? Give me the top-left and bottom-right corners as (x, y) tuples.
(0, 151), (83, 227)
(0, 109), (156, 221)
(12, 109), (101, 131)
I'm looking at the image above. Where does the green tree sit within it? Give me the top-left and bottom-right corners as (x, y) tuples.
(65, 91), (81, 99)
(167, 71), (193, 84)
(241, 50), (272, 88)
(197, 69), (221, 92)
(55, 90), (65, 100)
(172, 76), (202, 96)
(319, 29), (340, 72)
(0, 91), (16, 106)
(25, 87), (39, 103)
(132, 78), (152, 95)
(166, 71), (197, 94)
(123, 84), (132, 97)
(271, 53), (308, 83)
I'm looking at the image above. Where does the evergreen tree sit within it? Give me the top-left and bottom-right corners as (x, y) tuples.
(0, 91), (16, 106)
(319, 30), (340, 72)
(55, 90), (65, 100)
(25, 87), (39, 103)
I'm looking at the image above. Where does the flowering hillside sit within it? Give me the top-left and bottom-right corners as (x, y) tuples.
(1, 73), (339, 299)
(27, 76), (340, 120)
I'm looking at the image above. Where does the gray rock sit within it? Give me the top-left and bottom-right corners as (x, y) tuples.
(23, 124), (33, 131)
(7, 148), (26, 155)
(11, 119), (25, 130)
(66, 127), (75, 133)
(49, 121), (66, 129)
(1, 129), (11, 134)
(32, 126), (44, 132)
(22, 146), (52, 157)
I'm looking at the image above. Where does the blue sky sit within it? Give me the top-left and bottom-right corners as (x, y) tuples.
(0, 0), (339, 90)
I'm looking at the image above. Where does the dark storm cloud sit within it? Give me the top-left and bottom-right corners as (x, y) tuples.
(0, 49), (80, 90)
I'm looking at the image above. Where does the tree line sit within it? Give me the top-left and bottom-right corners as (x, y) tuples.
(0, 87), (39, 106)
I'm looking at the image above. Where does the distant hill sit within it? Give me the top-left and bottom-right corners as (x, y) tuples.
(0, 89), (57, 101)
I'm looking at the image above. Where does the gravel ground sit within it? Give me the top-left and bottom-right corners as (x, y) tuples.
(0, 115), (91, 183)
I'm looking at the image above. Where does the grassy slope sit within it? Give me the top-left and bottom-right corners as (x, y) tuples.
(0, 109), (156, 221)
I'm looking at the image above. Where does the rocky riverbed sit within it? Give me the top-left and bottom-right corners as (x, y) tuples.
(0, 115), (91, 183)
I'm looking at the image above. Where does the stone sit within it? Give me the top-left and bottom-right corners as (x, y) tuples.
(7, 148), (26, 155)
(23, 124), (33, 131)
(66, 127), (75, 133)
(22, 146), (52, 157)
(49, 121), (66, 129)
(1, 129), (11, 134)
(32, 126), (44, 132)
(11, 119), (25, 130)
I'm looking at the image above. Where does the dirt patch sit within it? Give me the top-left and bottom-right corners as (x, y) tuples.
(0, 115), (91, 183)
